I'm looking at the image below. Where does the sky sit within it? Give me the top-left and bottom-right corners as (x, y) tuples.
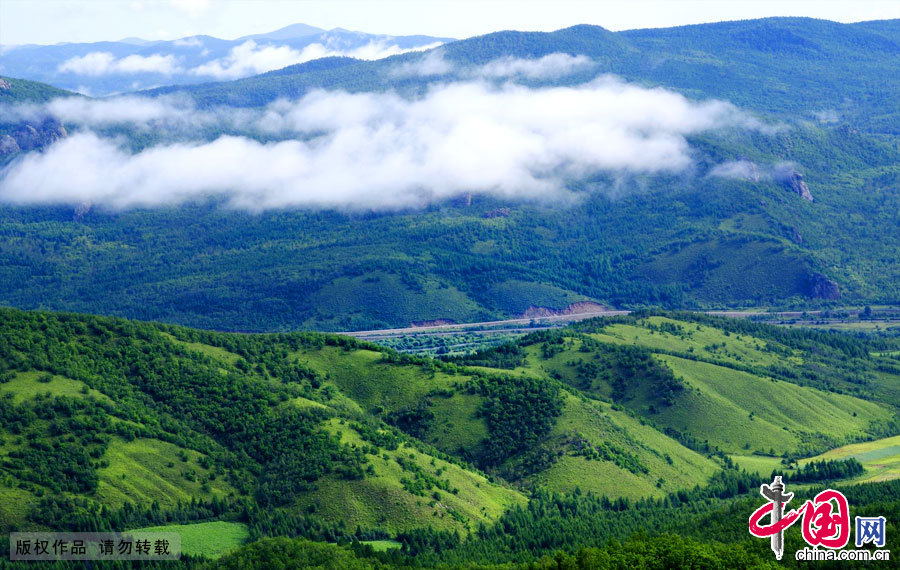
(0, 0), (897, 46)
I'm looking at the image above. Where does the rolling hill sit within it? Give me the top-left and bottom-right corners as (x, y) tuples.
(151, 18), (900, 130)
(0, 308), (721, 538)
(2, 307), (899, 565)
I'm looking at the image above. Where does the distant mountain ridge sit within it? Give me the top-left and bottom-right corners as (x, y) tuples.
(238, 23), (327, 41)
(146, 18), (900, 132)
(0, 23), (452, 96)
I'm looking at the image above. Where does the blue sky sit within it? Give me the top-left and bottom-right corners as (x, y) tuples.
(1, 0), (898, 46)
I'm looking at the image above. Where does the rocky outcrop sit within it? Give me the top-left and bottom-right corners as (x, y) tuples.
(780, 169), (813, 201)
(0, 119), (67, 155)
(0, 78), (11, 90)
(807, 272), (840, 300)
(0, 135), (20, 154)
(73, 202), (93, 221)
(14, 120), (67, 151)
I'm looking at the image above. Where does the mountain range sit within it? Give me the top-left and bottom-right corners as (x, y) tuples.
(0, 24), (449, 96)
(0, 18), (898, 332)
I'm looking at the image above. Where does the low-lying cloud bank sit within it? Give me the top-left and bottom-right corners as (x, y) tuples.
(478, 53), (594, 79)
(57, 40), (444, 80)
(58, 52), (182, 75)
(390, 51), (593, 80)
(191, 39), (390, 79)
(708, 159), (800, 182)
(0, 77), (768, 210)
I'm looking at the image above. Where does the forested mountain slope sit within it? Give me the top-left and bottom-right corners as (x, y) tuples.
(154, 18), (900, 129)
(0, 19), (898, 330)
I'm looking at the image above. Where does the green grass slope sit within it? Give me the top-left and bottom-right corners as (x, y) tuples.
(134, 521), (250, 558)
(0, 308), (530, 540)
(0, 307), (734, 547)
(455, 312), (900, 462)
(515, 393), (718, 498)
(292, 419), (525, 534)
(284, 341), (718, 499)
(651, 355), (889, 454)
(804, 434), (900, 484)
(3, 307), (896, 561)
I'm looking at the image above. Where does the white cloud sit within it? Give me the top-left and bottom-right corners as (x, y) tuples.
(391, 50), (455, 77)
(192, 39), (445, 79)
(58, 52), (181, 75)
(344, 40), (443, 61)
(0, 77), (767, 210)
(192, 41), (307, 79)
(812, 109), (839, 123)
(708, 159), (761, 180)
(173, 36), (204, 48)
(708, 159), (800, 182)
(391, 52), (595, 80)
(477, 53), (595, 79)
(58, 52), (116, 75)
(44, 96), (197, 127)
(116, 53), (181, 73)
(2, 95), (253, 132)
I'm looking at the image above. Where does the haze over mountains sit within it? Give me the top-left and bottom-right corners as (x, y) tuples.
(0, 23), (449, 95)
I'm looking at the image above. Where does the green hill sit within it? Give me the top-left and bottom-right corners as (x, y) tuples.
(0, 76), (75, 103)
(0, 307), (533, 540)
(2, 307), (899, 565)
(151, 19), (900, 130)
(453, 312), (900, 459)
(0, 307), (722, 544)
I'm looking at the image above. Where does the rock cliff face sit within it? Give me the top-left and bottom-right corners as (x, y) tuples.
(0, 135), (20, 154)
(0, 118), (67, 156)
(781, 169), (814, 201)
(73, 202), (93, 221)
(0, 78), (11, 90)
(807, 272), (840, 299)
